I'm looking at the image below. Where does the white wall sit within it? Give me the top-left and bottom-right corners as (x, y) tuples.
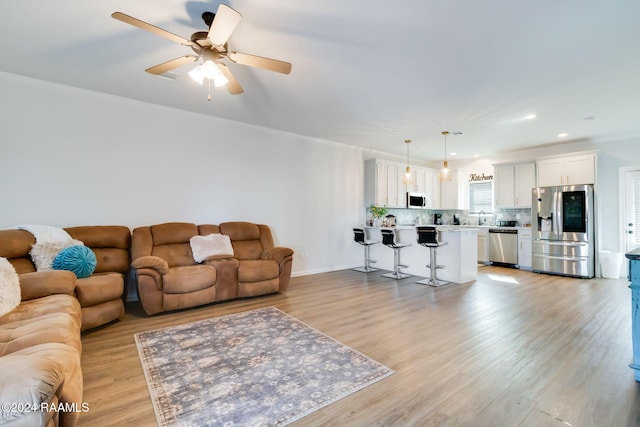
(0, 73), (364, 276)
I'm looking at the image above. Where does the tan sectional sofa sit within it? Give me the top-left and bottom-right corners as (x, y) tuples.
(131, 221), (294, 315)
(0, 226), (130, 331)
(0, 270), (83, 427)
(0, 220), (293, 425)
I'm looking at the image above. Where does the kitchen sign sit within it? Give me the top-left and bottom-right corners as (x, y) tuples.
(469, 173), (493, 182)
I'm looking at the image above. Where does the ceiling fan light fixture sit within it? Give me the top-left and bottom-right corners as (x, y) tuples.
(188, 64), (206, 85)
(189, 60), (229, 87)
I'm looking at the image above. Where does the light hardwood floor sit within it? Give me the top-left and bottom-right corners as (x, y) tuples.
(78, 266), (640, 426)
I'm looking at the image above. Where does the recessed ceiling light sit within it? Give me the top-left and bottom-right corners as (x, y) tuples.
(451, 152), (457, 156)
(524, 114), (537, 120)
(558, 133), (568, 138)
(473, 154), (480, 158)
(583, 116), (595, 121)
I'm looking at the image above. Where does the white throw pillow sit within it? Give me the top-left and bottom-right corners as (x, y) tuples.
(0, 257), (21, 317)
(30, 239), (84, 271)
(190, 234), (234, 263)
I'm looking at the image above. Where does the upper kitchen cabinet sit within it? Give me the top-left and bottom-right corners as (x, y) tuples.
(494, 162), (536, 208)
(440, 169), (468, 210)
(537, 153), (595, 187)
(365, 159), (407, 208)
(412, 167), (440, 208)
(365, 159), (440, 208)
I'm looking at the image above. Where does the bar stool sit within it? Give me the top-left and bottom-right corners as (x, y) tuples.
(352, 227), (379, 272)
(380, 228), (412, 279)
(416, 226), (449, 287)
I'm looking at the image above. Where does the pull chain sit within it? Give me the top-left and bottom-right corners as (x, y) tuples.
(207, 79), (212, 101)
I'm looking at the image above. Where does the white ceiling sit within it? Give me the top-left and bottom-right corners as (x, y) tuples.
(2, 1), (639, 161)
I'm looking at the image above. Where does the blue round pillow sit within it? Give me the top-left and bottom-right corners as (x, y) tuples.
(53, 245), (97, 279)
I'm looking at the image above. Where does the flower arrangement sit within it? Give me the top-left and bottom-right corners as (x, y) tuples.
(369, 205), (388, 219)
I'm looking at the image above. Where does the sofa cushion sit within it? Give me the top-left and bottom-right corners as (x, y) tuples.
(152, 244), (195, 268)
(66, 225), (131, 274)
(75, 273), (124, 307)
(0, 311), (82, 356)
(53, 245), (97, 278)
(151, 223), (198, 246)
(163, 265), (216, 294)
(190, 233), (234, 263)
(237, 260), (279, 283)
(0, 294), (81, 331)
(0, 258), (20, 317)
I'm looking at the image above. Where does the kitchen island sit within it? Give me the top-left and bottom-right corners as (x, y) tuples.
(364, 226), (478, 284)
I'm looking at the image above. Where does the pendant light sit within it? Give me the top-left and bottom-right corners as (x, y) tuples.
(404, 139), (412, 183)
(439, 131), (452, 182)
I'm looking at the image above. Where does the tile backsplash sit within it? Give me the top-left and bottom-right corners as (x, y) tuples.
(368, 207), (532, 227)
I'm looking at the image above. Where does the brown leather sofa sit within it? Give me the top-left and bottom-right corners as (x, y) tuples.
(131, 222), (293, 315)
(0, 270), (83, 427)
(0, 226), (130, 331)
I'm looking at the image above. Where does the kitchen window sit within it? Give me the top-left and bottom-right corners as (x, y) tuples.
(469, 180), (493, 213)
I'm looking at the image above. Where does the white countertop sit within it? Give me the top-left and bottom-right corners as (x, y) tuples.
(363, 224), (532, 232)
(364, 225), (479, 232)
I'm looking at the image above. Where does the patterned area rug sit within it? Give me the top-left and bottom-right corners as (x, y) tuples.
(135, 307), (394, 426)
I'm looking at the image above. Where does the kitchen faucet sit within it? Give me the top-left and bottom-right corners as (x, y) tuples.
(479, 210), (486, 225)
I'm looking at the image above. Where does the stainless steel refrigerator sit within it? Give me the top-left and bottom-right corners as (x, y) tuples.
(532, 184), (595, 278)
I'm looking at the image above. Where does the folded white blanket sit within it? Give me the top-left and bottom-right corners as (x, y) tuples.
(14, 224), (73, 244)
(13, 225), (81, 271)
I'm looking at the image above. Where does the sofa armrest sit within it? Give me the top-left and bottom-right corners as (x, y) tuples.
(18, 271), (77, 301)
(262, 247), (294, 264)
(0, 354), (63, 426)
(131, 256), (169, 274)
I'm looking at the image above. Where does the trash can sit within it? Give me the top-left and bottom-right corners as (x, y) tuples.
(600, 250), (623, 279)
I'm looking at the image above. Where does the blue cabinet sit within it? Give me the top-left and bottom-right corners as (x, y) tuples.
(626, 248), (640, 381)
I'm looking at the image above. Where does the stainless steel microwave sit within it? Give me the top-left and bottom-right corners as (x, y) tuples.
(406, 192), (427, 209)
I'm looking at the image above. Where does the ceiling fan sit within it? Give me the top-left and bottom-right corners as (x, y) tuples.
(112, 4), (292, 97)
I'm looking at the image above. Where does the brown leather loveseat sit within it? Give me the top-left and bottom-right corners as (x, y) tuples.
(130, 222), (293, 315)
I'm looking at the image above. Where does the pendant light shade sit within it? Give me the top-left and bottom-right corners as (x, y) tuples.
(439, 131), (452, 182)
(402, 139), (413, 184)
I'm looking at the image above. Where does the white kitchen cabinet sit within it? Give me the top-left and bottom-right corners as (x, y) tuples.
(439, 169), (467, 210)
(365, 159), (439, 208)
(518, 228), (532, 269)
(537, 153), (595, 187)
(412, 167), (439, 208)
(494, 162), (535, 208)
(364, 159), (410, 208)
(477, 227), (489, 264)
(386, 162), (405, 208)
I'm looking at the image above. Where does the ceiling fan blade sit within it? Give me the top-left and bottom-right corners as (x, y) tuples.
(216, 63), (244, 95)
(207, 4), (242, 47)
(228, 52), (292, 74)
(112, 12), (193, 46)
(145, 55), (198, 75)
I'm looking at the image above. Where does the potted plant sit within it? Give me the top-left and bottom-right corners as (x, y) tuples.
(369, 205), (388, 226)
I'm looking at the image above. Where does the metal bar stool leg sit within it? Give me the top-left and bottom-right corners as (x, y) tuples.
(382, 247), (411, 279)
(417, 246), (448, 287)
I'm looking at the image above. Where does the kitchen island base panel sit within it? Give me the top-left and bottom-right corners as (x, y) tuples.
(365, 226), (478, 284)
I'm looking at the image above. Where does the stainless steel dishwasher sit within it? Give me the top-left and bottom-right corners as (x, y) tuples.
(489, 228), (518, 266)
